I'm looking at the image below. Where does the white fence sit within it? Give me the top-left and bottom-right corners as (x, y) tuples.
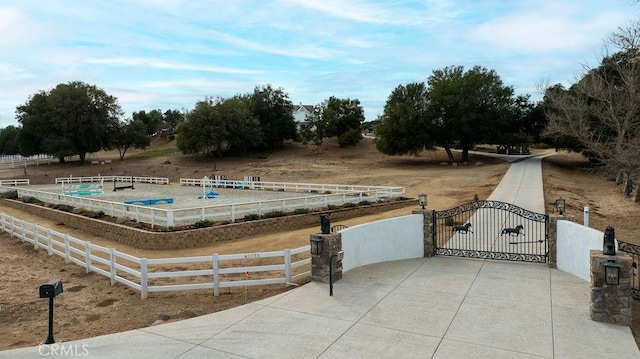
(0, 177), (405, 228)
(0, 179), (29, 186)
(180, 178), (406, 198)
(0, 154), (54, 169)
(55, 175), (170, 185)
(0, 212), (310, 298)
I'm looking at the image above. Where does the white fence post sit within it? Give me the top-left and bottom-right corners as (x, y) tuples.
(584, 206), (589, 227)
(33, 225), (38, 249)
(85, 241), (92, 273)
(109, 249), (116, 285)
(167, 211), (174, 227)
(1, 213), (5, 233)
(213, 254), (220, 296)
(47, 229), (53, 255)
(64, 234), (70, 263)
(141, 258), (148, 299)
(284, 249), (291, 284)
(20, 220), (26, 242)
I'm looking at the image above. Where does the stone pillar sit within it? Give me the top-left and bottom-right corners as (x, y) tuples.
(412, 209), (435, 257)
(310, 233), (342, 283)
(590, 250), (633, 326)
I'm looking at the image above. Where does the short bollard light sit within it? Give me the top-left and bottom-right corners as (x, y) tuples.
(418, 193), (427, 210)
(39, 279), (63, 344)
(555, 197), (565, 215)
(310, 237), (323, 256)
(604, 260), (621, 285)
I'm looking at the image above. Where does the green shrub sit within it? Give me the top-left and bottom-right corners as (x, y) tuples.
(293, 208), (310, 215)
(0, 190), (18, 199)
(194, 220), (214, 228)
(244, 214), (260, 221)
(262, 210), (286, 219)
(86, 210), (106, 219)
(22, 196), (43, 204)
(327, 204), (338, 210)
(358, 200), (372, 206)
(342, 202), (357, 208)
(444, 217), (455, 226)
(52, 204), (74, 213)
(473, 193), (479, 201)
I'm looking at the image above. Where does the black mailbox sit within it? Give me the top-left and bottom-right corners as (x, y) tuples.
(39, 279), (63, 298)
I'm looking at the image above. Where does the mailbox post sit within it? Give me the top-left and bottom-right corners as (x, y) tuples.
(39, 279), (63, 344)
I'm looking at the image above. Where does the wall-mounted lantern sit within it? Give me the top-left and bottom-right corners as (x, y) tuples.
(310, 237), (323, 256)
(555, 197), (565, 215)
(604, 260), (621, 285)
(418, 193), (427, 210)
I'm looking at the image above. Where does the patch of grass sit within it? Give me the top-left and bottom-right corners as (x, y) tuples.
(132, 147), (181, 158)
(22, 196), (44, 205)
(293, 208), (310, 215)
(358, 200), (372, 206)
(342, 202), (357, 208)
(52, 204), (74, 213)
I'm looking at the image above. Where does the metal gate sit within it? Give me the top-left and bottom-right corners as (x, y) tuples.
(433, 200), (548, 263)
(618, 240), (640, 299)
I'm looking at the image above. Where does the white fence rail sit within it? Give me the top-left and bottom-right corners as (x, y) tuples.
(55, 175), (170, 185)
(0, 213), (310, 298)
(0, 179), (30, 186)
(0, 154), (54, 168)
(0, 177), (405, 227)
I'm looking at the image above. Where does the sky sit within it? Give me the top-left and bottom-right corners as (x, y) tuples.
(0, 0), (637, 127)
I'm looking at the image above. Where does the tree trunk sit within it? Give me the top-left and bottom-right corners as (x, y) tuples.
(443, 146), (455, 163)
(79, 153), (86, 164)
(461, 147), (469, 162)
(58, 157), (66, 164)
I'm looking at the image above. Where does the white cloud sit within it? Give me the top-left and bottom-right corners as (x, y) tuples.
(469, 2), (629, 54)
(84, 57), (262, 75)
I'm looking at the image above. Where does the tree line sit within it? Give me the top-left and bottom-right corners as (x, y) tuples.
(0, 83), (365, 162)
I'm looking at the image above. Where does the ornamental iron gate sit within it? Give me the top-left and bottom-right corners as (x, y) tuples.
(433, 200), (549, 263)
(618, 240), (640, 299)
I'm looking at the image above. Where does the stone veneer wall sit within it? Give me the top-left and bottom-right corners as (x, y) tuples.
(1, 198), (417, 250)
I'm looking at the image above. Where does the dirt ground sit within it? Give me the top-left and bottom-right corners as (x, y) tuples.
(1, 138), (639, 350)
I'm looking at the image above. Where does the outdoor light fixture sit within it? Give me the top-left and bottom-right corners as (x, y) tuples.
(418, 193), (427, 210)
(555, 197), (565, 215)
(39, 279), (63, 344)
(604, 260), (621, 285)
(310, 236), (323, 256)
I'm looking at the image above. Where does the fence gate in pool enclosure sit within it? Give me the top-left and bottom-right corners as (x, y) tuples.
(433, 200), (549, 263)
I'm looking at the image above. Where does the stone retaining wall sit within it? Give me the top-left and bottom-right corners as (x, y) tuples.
(1, 198), (417, 250)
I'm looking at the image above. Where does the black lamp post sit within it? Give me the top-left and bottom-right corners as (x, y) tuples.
(604, 260), (621, 285)
(418, 193), (427, 210)
(555, 197), (565, 215)
(329, 251), (344, 296)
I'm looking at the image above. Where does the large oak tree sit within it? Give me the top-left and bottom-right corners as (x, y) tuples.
(16, 81), (122, 163)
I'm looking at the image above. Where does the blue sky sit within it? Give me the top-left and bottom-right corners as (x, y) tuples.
(0, 0), (636, 127)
